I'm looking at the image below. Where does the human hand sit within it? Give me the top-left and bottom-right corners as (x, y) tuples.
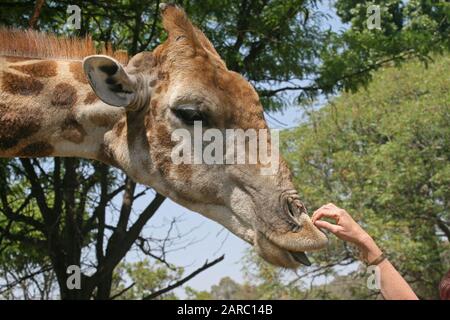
(311, 203), (380, 259)
(312, 204), (418, 300)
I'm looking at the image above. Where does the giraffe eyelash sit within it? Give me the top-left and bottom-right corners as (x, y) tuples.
(172, 105), (208, 126)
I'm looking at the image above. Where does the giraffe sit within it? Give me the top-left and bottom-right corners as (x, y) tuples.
(0, 4), (327, 268)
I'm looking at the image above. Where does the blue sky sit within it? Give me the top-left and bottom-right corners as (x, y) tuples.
(123, 1), (348, 295)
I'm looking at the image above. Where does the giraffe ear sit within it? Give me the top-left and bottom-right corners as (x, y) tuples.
(83, 55), (137, 108)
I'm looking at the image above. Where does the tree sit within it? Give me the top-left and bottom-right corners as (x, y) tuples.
(281, 54), (450, 299)
(0, 158), (202, 299)
(0, 158), (225, 299)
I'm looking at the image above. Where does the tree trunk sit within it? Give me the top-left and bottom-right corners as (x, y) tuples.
(29, 0), (45, 29)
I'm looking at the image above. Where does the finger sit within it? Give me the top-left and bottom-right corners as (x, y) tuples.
(311, 206), (323, 222)
(325, 203), (338, 210)
(314, 220), (342, 234)
(313, 203), (339, 215)
(311, 209), (323, 223)
(312, 204), (333, 221)
(312, 208), (328, 223)
(312, 207), (340, 223)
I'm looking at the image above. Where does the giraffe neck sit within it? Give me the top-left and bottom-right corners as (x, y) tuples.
(0, 55), (125, 164)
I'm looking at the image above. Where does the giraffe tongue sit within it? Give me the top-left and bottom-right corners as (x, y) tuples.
(290, 251), (311, 266)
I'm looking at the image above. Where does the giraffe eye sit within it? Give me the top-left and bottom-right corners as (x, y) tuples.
(173, 105), (207, 125)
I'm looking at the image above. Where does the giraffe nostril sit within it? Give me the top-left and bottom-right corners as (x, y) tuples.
(280, 190), (305, 233)
(286, 196), (303, 218)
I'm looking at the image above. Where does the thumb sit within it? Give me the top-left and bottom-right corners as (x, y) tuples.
(314, 220), (341, 234)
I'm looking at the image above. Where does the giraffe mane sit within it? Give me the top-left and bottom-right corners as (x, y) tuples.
(0, 27), (128, 64)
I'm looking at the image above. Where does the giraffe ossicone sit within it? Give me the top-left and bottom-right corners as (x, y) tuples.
(0, 4), (327, 268)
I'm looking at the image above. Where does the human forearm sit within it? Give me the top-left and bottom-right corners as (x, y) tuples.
(359, 237), (418, 300)
(312, 204), (419, 300)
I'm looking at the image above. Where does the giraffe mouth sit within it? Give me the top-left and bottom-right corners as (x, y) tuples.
(247, 190), (328, 268)
(289, 251), (311, 266)
(253, 230), (317, 268)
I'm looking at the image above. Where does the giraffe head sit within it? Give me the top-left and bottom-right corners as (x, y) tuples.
(83, 4), (327, 268)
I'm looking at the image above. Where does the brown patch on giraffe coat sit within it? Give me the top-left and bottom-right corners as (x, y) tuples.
(69, 61), (88, 84)
(175, 163), (192, 181)
(10, 61), (57, 78)
(157, 71), (168, 81)
(1, 71), (44, 96)
(144, 111), (153, 129)
(159, 52), (167, 64)
(129, 51), (156, 72)
(152, 144), (172, 177)
(90, 112), (113, 128)
(154, 85), (163, 94)
(114, 119), (126, 136)
(155, 123), (175, 148)
(150, 99), (159, 108)
(97, 143), (119, 168)
(154, 83), (169, 95)
(84, 91), (99, 104)
(61, 117), (87, 144)
(152, 123), (176, 176)
(19, 142), (54, 157)
(158, 158), (172, 177)
(51, 83), (77, 108)
(149, 99), (160, 119)
(0, 103), (42, 150)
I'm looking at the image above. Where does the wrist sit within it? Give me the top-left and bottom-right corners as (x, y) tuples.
(357, 234), (382, 263)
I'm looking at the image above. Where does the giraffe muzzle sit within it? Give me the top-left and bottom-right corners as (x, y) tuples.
(254, 189), (328, 264)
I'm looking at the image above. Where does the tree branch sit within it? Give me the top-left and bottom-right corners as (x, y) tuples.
(95, 165), (109, 264)
(0, 225), (46, 249)
(90, 193), (166, 286)
(115, 178), (136, 233)
(259, 84), (319, 97)
(29, 0), (45, 29)
(110, 282), (135, 300)
(82, 183), (126, 236)
(19, 159), (52, 222)
(437, 218), (450, 242)
(139, 0), (160, 51)
(0, 264), (52, 295)
(142, 255), (225, 300)
(259, 49), (420, 98)
(0, 193), (44, 231)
